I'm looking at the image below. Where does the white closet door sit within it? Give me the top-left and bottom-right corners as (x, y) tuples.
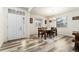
(8, 14), (18, 40)
(8, 14), (25, 40)
(16, 15), (24, 39)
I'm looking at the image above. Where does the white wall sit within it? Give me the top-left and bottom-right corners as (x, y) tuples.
(25, 11), (30, 38)
(30, 14), (46, 35)
(46, 17), (56, 28)
(54, 9), (79, 36)
(0, 8), (5, 47)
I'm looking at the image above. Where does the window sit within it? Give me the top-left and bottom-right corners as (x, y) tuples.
(8, 8), (25, 16)
(56, 16), (67, 27)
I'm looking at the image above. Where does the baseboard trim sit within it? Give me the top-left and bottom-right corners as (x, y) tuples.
(4, 37), (28, 43)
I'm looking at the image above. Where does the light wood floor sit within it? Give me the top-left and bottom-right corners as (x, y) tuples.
(0, 35), (75, 52)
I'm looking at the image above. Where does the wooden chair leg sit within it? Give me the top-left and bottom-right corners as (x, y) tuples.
(44, 33), (46, 40)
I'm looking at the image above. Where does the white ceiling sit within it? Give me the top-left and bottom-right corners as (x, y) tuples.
(30, 7), (79, 17)
(19, 7), (29, 10)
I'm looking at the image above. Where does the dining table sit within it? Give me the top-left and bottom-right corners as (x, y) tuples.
(38, 28), (57, 39)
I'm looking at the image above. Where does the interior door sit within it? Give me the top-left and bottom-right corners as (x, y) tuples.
(7, 13), (25, 40)
(8, 14), (18, 40)
(16, 15), (24, 39)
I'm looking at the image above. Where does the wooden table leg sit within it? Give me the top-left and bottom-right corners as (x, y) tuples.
(44, 33), (47, 40)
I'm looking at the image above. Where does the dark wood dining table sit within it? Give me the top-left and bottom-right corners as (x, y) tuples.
(42, 29), (51, 39)
(38, 29), (57, 39)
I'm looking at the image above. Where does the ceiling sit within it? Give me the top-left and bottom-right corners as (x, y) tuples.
(21, 7), (79, 17)
(31, 7), (79, 17)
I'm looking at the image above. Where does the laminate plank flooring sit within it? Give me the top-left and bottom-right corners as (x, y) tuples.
(0, 35), (75, 52)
